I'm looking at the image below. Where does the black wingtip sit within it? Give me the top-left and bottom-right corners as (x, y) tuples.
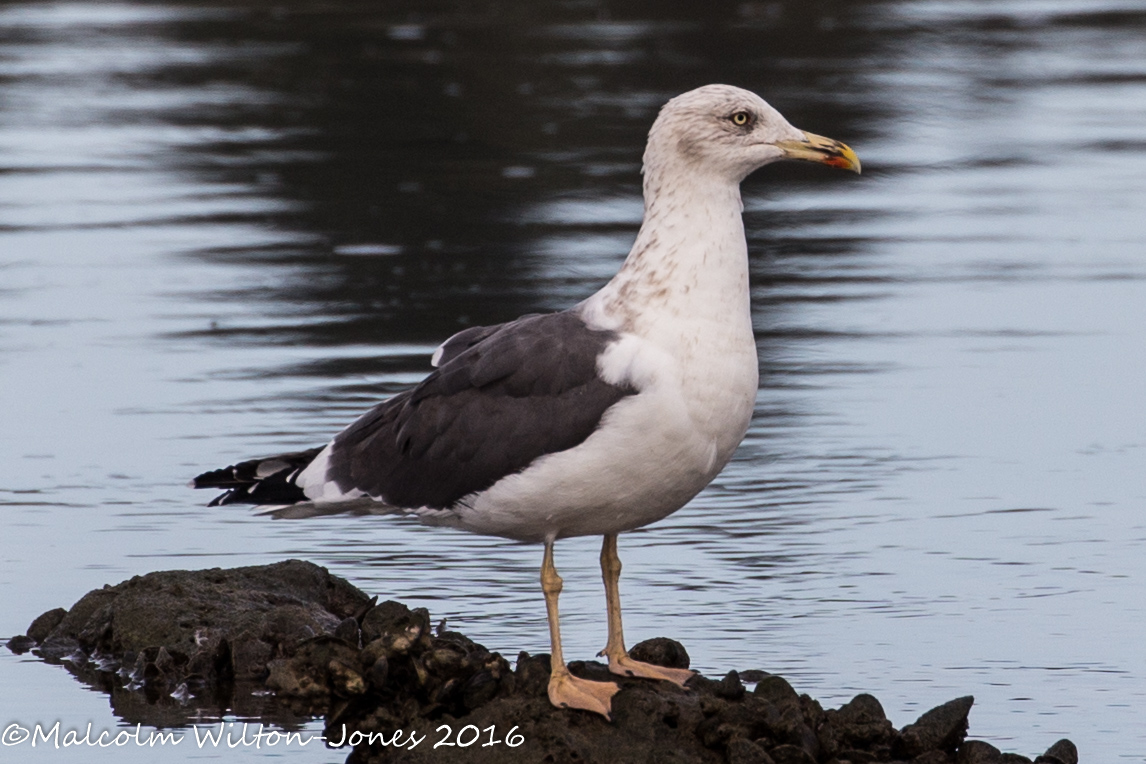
(190, 447), (324, 507)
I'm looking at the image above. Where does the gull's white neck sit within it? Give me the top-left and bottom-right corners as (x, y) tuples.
(579, 156), (760, 475)
(583, 163), (753, 342)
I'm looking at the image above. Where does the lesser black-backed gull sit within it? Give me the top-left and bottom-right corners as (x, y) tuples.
(192, 84), (860, 719)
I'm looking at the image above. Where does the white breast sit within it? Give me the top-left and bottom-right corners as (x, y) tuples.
(448, 300), (758, 543)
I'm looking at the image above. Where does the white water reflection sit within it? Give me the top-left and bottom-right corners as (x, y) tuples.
(1, 1), (1144, 761)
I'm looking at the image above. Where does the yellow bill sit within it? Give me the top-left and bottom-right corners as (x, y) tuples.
(774, 131), (861, 174)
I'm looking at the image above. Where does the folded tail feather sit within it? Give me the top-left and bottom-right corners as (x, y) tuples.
(190, 447), (324, 507)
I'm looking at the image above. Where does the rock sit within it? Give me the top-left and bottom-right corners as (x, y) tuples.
(754, 674), (801, 708)
(1000, 754), (1033, 764)
(957, 739), (1003, 763)
(37, 635), (81, 662)
(272, 637), (359, 696)
(838, 693), (887, 724)
(5, 635), (35, 654)
(17, 560), (372, 713)
(49, 587), (118, 648)
(716, 670), (746, 700)
(461, 669), (499, 709)
(360, 600), (430, 653)
(768, 743), (817, 764)
(48, 559), (368, 663)
(265, 658), (322, 700)
(27, 607), (68, 643)
(898, 696), (974, 758)
(366, 654), (389, 688)
(334, 616), (360, 645)
(10, 561), (1076, 763)
(1034, 739), (1078, 764)
(819, 693), (896, 758)
(329, 659), (366, 697)
(513, 651), (551, 697)
(912, 752), (953, 763)
(567, 658), (613, 683)
(425, 641), (467, 674)
(727, 737), (776, 764)
(631, 636), (691, 669)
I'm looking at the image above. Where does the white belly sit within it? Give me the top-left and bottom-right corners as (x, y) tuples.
(445, 329), (758, 542)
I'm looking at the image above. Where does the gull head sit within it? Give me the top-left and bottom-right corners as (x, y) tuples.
(645, 84), (860, 183)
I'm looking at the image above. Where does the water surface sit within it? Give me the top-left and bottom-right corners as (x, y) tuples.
(2, 1), (1144, 760)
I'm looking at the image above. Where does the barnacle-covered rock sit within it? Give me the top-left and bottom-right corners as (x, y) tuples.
(9, 561), (1076, 763)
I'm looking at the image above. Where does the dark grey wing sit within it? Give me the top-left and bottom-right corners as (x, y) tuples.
(325, 310), (635, 509)
(431, 317), (538, 367)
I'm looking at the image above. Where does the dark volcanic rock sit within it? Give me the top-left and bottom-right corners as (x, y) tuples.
(958, 739), (1004, 763)
(41, 559), (370, 673)
(512, 651), (551, 697)
(898, 695), (975, 758)
(755, 674), (801, 708)
(912, 752), (955, 764)
(729, 737), (776, 764)
(9, 561), (1077, 763)
(716, 669), (747, 700)
(819, 693), (896, 759)
(27, 607), (68, 643)
(11, 559), (373, 724)
(5, 634), (35, 653)
(769, 744), (817, 764)
(630, 636), (691, 669)
(361, 599), (431, 650)
(1035, 739), (1079, 764)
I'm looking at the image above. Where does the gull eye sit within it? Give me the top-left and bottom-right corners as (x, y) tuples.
(730, 111), (751, 126)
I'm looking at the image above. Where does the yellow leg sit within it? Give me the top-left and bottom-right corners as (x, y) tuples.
(599, 534), (695, 686)
(542, 540), (619, 719)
